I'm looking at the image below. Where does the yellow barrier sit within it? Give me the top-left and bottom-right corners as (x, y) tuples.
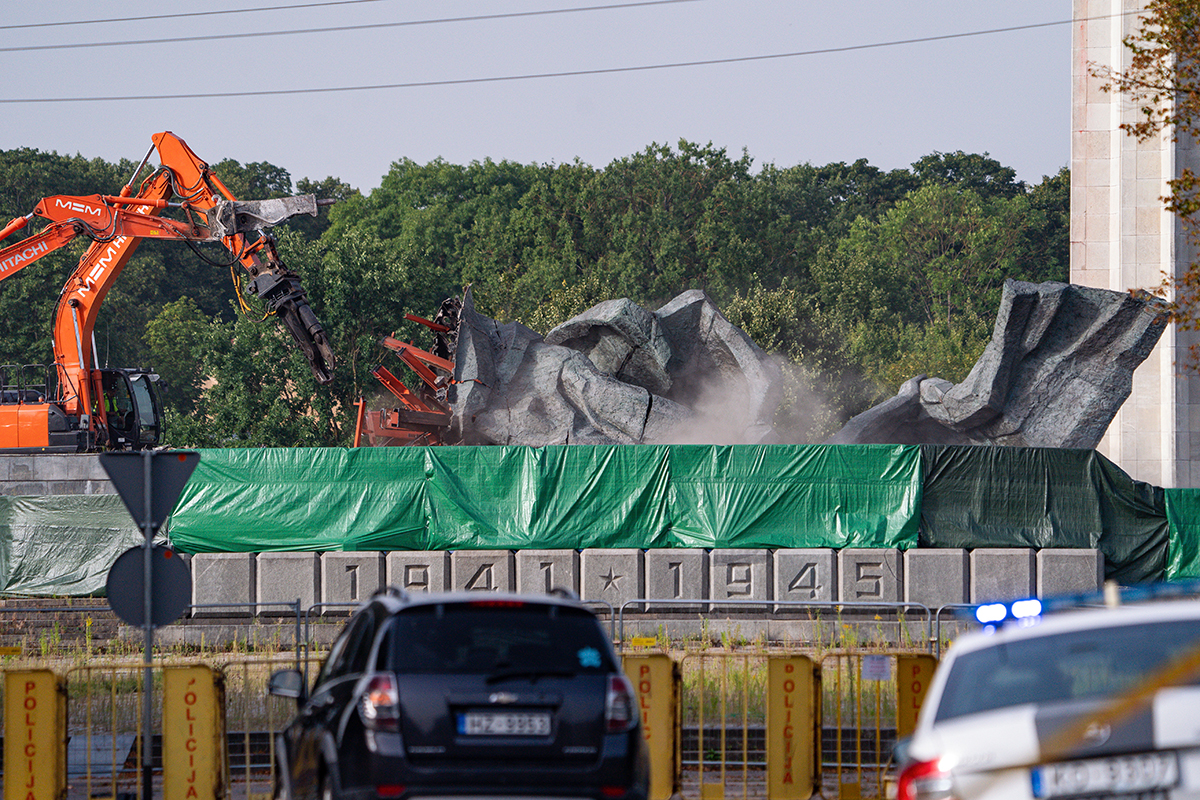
(0, 649), (931, 800)
(668, 651), (821, 800)
(3, 655), (315, 800)
(821, 651), (937, 800)
(163, 666), (226, 800)
(624, 654), (680, 800)
(3, 669), (66, 800)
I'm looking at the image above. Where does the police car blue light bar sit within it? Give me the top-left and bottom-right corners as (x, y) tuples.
(965, 578), (1200, 629)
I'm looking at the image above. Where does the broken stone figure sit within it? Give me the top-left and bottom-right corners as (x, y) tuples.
(449, 288), (784, 446)
(826, 280), (1169, 447)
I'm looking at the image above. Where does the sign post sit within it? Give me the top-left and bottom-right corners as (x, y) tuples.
(101, 450), (200, 800)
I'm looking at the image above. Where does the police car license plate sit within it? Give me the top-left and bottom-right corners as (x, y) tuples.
(1033, 752), (1178, 798)
(459, 711), (551, 736)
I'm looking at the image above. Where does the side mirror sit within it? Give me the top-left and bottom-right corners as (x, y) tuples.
(268, 668), (306, 702)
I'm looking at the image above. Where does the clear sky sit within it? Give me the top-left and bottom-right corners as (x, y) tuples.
(0, 0), (1071, 194)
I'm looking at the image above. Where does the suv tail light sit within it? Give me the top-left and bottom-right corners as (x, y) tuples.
(360, 673), (400, 731)
(898, 757), (956, 800)
(605, 674), (637, 733)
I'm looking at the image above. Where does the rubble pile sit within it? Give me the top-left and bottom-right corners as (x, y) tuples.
(448, 288), (783, 446)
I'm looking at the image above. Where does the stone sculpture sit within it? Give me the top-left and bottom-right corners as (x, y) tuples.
(448, 288), (783, 446)
(826, 280), (1169, 448)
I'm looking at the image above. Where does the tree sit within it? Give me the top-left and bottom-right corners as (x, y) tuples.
(812, 183), (1046, 390)
(910, 151), (1025, 199)
(1096, 0), (1200, 360)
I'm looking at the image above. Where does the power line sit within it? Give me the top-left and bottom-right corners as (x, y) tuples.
(0, 0), (700, 52)
(0, 0), (393, 31)
(0, 10), (1144, 104)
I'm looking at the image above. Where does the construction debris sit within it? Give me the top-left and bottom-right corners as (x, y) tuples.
(360, 288), (784, 446)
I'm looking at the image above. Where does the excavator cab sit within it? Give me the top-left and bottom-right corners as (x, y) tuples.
(99, 369), (163, 450)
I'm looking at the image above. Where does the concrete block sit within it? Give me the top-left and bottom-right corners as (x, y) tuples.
(321, 552), (385, 612)
(580, 548), (644, 614)
(191, 553), (255, 616)
(838, 549), (902, 604)
(903, 549), (968, 610)
(386, 551), (450, 594)
(515, 550), (580, 595)
(1037, 549), (1104, 597)
(451, 550), (514, 592)
(644, 549), (707, 611)
(970, 548), (1036, 602)
(774, 549), (837, 609)
(256, 552), (319, 616)
(709, 549), (771, 612)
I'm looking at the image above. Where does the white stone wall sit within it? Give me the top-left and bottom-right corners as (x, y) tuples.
(1071, 0), (1200, 487)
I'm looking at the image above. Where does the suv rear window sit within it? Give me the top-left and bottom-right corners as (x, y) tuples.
(385, 602), (617, 674)
(935, 618), (1200, 722)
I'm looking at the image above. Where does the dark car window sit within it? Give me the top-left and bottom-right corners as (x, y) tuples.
(316, 604), (380, 687)
(935, 618), (1200, 722)
(386, 602), (616, 674)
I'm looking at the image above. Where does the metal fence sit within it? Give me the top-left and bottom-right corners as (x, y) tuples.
(0, 598), (943, 800)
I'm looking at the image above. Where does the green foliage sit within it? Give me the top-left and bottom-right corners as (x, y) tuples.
(210, 158), (293, 201)
(146, 297), (211, 414)
(0, 138), (1069, 446)
(812, 182), (1058, 392)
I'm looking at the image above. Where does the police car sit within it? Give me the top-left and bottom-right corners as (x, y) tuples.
(898, 588), (1200, 800)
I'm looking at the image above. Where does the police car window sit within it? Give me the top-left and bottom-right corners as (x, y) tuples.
(935, 619), (1200, 722)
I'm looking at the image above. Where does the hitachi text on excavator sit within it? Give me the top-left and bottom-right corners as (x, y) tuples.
(0, 132), (336, 452)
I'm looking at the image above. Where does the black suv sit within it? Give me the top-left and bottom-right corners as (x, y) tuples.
(268, 589), (649, 800)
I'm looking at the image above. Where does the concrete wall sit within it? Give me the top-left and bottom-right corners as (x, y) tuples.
(0, 454), (1107, 617)
(194, 547), (1104, 615)
(1072, 0), (1200, 487)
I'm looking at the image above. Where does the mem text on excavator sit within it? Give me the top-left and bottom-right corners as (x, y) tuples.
(0, 131), (335, 452)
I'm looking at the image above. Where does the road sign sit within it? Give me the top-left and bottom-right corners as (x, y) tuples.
(100, 451), (199, 531)
(106, 545), (192, 627)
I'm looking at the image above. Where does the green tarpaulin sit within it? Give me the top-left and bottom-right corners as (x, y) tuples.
(167, 444), (923, 553)
(1166, 489), (1200, 579)
(1, 443), (1195, 596)
(0, 494), (141, 595)
(920, 446), (1169, 585)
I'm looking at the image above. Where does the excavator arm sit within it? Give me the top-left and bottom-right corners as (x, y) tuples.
(0, 131), (336, 449)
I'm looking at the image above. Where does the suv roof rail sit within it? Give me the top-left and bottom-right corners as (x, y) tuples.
(548, 586), (580, 601)
(374, 585), (410, 602)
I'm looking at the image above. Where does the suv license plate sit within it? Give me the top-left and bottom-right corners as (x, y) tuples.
(1033, 752), (1179, 798)
(459, 711), (551, 736)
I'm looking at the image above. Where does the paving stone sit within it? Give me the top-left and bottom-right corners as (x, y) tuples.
(970, 548), (1036, 602)
(580, 548), (644, 614)
(773, 549), (837, 609)
(256, 552), (319, 616)
(709, 549), (771, 612)
(386, 552), (450, 594)
(190, 553), (255, 616)
(1037, 549), (1104, 597)
(515, 550), (580, 595)
(837, 549), (902, 605)
(321, 552), (386, 612)
(903, 549), (968, 610)
(451, 550), (515, 592)
(644, 549), (708, 611)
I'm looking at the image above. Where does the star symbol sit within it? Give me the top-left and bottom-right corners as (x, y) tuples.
(600, 568), (622, 592)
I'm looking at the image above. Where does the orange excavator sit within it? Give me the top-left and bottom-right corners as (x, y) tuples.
(0, 131), (335, 452)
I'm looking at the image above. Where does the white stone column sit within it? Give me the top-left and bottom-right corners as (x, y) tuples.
(1071, 0), (1200, 487)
